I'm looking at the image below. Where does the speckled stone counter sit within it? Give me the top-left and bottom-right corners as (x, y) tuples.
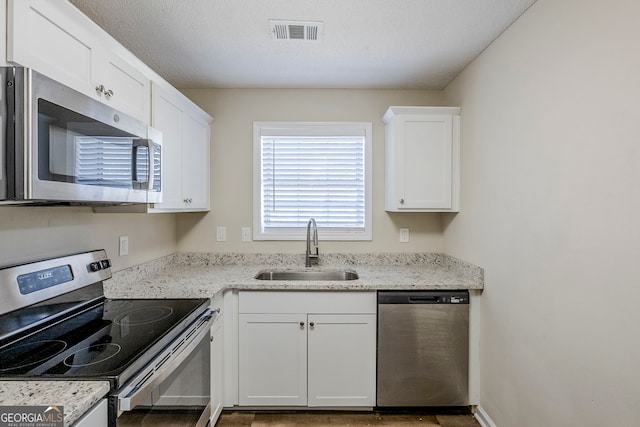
(0, 380), (110, 426)
(105, 252), (483, 299)
(2, 253), (482, 425)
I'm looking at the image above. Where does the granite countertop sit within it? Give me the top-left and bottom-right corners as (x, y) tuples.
(3, 252), (482, 424)
(0, 380), (110, 426)
(104, 252), (484, 299)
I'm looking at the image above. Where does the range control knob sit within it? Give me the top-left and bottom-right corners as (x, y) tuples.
(89, 262), (102, 272)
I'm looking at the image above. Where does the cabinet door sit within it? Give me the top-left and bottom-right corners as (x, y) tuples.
(238, 313), (307, 406)
(93, 49), (150, 122)
(307, 314), (377, 407)
(73, 399), (107, 427)
(7, 0), (96, 94)
(181, 113), (210, 210)
(8, 0), (150, 123)
(210, 318), (224, 425)
(150, 83), (211, 212)
(151, 86), (185, 209)
(396, 114), (453, 210)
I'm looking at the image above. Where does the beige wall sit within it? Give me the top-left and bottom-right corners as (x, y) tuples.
(443, 0), (640, 425)
(0, 207), (176, 271)
(178, 88), (447, 254)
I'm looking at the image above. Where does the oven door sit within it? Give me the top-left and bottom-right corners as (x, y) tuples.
(109, 308), (215, 426)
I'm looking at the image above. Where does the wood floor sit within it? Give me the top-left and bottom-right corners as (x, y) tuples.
(118, 409), (481, 427)
(216, 411), (481, 427)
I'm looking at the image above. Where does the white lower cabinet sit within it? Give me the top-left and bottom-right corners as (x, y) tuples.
(72, 399), (107, 427)
(238, 292), (376, 408)
(239, 313), (308, 406)
(306, 314), (376, 407)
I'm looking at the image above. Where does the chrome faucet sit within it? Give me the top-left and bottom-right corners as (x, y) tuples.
(305, 218), (319, 267)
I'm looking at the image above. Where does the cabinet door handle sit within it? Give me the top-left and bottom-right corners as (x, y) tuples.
(299, 321), (305, 327)
(309, 321), (315, 328)
(400, 198), (405, 204)
(95, 84), (115, 99)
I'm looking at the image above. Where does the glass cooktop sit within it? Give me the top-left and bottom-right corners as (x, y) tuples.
(0, 298), (208, 387)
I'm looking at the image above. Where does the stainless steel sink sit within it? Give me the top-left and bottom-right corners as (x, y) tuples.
(254, 269), (359, 281)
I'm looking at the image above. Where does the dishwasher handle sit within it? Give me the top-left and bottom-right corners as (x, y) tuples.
(378, 290), (469, 304)
(408, 295), (440, 303)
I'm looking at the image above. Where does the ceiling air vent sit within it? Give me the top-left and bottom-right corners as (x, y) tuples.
(269, 20), (323, 41)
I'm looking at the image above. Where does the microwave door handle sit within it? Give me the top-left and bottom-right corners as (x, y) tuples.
(145, 139), (155, 192)
(132, 139), (153, 190)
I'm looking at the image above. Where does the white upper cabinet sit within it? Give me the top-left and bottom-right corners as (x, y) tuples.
(7, 0), (150, 122)
(383, 106), (461, 212)
(150, 82), (211, 212)
(6, 0), (213, 212)
(181, 113), (210, 209)
(92, 48), (150, 122)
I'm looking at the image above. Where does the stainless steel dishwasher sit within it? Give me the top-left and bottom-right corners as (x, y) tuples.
(377, 290), (469, 407)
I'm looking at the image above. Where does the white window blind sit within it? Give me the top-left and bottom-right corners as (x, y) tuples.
(254, 122), (372, 241)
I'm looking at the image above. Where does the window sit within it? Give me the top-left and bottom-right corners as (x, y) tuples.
(253, 122), (372, 240)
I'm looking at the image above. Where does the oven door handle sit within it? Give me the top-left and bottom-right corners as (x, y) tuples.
(114, 308), (216, 415)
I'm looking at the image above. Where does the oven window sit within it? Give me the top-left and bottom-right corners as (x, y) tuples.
(38, 99), (138, 188)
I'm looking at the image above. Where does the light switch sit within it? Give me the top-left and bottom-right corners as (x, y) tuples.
(119, 236), (129, 256)
(399, 228), (409, 243)
(216, 226), (226, 242)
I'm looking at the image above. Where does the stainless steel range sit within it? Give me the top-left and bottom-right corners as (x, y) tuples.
(0, 250), (215, 426)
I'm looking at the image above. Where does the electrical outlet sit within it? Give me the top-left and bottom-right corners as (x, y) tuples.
(399, 228), (409, 243)
(119, 236), (129, 256)
(216, 226), (226, 242)
(241, 227), (252, 242)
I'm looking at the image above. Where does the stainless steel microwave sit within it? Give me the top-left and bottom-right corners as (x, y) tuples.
(0, 67), (162, 205)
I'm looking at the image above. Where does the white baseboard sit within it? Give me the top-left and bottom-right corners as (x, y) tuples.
(475, 405), (498, 427)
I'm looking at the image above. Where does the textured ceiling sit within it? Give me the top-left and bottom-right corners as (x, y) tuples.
(68, 0), (537, 89)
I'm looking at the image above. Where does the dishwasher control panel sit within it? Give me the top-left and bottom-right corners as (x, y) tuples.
(447, 294), (468, 304)
(378, 290), (469, 305)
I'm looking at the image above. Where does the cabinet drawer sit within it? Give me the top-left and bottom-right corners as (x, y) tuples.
(239, 291), (376, 314)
